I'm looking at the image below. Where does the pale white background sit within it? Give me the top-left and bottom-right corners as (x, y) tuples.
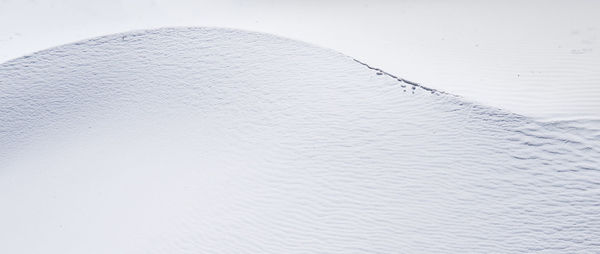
(1, 0), (599, 120)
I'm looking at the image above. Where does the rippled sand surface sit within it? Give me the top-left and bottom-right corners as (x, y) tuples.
(1, 28), (598, 253)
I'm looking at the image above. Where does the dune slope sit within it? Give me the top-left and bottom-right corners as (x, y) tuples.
(0, 28), (599, 253)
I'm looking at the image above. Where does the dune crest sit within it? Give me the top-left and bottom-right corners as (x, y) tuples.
(1, 28), (598, 253)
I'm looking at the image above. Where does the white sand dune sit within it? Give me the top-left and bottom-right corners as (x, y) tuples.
(1, 28), (599, 253)
(2, 0), (600, 120)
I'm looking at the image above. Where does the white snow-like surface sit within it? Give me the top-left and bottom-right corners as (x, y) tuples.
(1, 0), (600, 120)
(1, 28), (599, 253)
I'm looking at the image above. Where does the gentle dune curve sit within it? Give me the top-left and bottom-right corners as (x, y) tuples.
(0, 27), (599, 253)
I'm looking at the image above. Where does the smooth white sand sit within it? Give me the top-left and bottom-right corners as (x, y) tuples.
(1, 0), (599, 120)
(1, 28), (598, 253)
